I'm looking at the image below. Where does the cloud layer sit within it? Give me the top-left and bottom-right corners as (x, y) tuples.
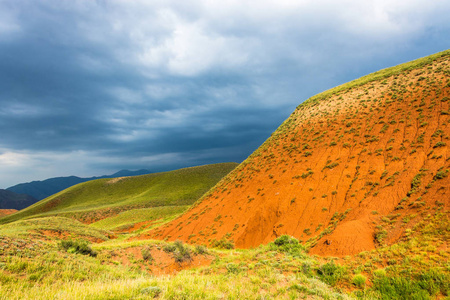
(0, 0), (449, 188)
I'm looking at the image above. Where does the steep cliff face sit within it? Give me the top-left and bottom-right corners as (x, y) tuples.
(146, 51), (450, 256)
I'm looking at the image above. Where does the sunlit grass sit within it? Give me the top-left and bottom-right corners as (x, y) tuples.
(90, 205), (189, 231)
(0, 163), (237, 225)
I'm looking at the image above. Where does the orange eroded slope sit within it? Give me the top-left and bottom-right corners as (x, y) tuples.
(0, 209), (17, 217)
(144, 51), (450, 256)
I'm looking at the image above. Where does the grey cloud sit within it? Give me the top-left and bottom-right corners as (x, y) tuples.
(0, 0), (449, 188)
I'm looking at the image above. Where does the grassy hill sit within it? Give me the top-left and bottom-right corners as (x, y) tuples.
(148, 50), (450, 258)
(6, 169), (151, 201)
(0, 163), (237, 226)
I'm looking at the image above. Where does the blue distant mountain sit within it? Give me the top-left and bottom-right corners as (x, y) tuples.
(0, 189), (38, 210)
(6, 169), (151, 203)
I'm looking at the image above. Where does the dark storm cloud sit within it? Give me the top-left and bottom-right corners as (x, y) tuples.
(1, 0), (450, 187)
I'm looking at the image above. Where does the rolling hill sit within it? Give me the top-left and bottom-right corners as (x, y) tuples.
(0, 163), (237, 226)
(6, 169), (152, 201)
(147, 50), (450, 257)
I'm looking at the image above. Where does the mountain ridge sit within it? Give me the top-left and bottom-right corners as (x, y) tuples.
(0, 189), (37, 210)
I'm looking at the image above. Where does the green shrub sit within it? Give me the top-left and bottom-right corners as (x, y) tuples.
(374, 276), (432, 300)
(211, 238), (234, 249)
(433, 141), (446, 148)
(163, 243), (177, 253)
(271, 235), (306, 256)
(163, 240), (192, 263)
(59, 239), (97, 257)
(317, 261), (347, 286)
(274, 235), (296, 246)
(352, 274), (367, 288)
(140, 286), (162, 297)
(194, 245), (208, 255)
(374, 227), (388, 245)
(301, 262), (313, 277)
(141, 246), (153, 262)
(226, 263), (240, 274)
(173, 240), (192, 263)
(434, 169), (449, 180)
(408, 173), (424, 196)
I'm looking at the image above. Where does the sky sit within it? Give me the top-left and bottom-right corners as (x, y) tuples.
(0, 0), (449, 189)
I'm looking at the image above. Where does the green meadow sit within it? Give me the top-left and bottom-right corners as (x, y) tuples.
(0, 162), (238, 225)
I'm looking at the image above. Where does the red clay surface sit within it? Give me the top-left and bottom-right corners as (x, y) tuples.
(107, 246), (213, 275)
(0, 209), (17, 217)
(144, 55), (450, 256)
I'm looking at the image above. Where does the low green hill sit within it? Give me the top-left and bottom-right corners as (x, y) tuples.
(0, 216), (112, 242)
(0, 163), (237, 225)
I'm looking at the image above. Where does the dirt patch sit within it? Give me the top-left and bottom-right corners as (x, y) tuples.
(0, 209), (17, 217)
(114, 219), (159, 233)
(42, 198), (62, 212)
(106, 177), (126, 184)
(105, 245), (213, 275)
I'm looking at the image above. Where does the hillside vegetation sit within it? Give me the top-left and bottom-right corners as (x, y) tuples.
(149, 50), (450, 257)
(0, 211), (447, 299)
(0, 163), (237, 226)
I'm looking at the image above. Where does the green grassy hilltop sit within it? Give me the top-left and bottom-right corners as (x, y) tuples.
(0, 162), (238, 225)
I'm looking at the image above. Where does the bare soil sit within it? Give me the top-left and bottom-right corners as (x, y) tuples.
(0, 209), (17, 217)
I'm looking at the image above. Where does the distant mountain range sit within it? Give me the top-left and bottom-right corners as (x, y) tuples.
(5, 169), (151, 207)
(0, 189), (38, 210)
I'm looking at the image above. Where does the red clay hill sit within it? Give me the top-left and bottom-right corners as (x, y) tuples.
(144, 50), (450, 256)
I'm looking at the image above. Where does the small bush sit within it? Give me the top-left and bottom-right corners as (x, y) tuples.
(274, 235), (296, 246)
(173, 240), (192, 263)
(433, 141), (446, 148)
(317, 262), (347, 286)
(301, 262), (313, 277)
(194, 245), (208, 255)
(434, 169), (449, 180)
(374, 228), (388, 245)
(163, 243), (177, 253)
(211, 238), (234, 249)
(141, 246), (153, 262)
(353, 274), (367, 288)
(163, 240), (192, 263)
(59, 239), (97, 257)
(408, 172), (424, 196)
(140, 286), (162, 297)
(226, 263), (240, 274)
(272, 235), (305, 256)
